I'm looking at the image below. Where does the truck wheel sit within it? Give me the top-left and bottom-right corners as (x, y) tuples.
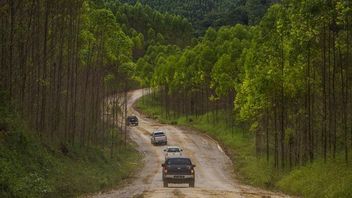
(163, 181), (168, 187)
(189, 180), (195, 187)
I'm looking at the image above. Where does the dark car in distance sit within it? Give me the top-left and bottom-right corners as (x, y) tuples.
(126, 115), (138, 126)
(162, 157), (195, 187)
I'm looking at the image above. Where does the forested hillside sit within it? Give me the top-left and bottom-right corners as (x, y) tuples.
(94, 0), (194, 58)
(120, 0), (275, 34)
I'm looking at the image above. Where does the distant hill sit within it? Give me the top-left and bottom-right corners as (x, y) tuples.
(119, 0), (276, 35)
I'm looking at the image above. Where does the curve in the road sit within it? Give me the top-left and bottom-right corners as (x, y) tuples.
(93, 89), (289, 198)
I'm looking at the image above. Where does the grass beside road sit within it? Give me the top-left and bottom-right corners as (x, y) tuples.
(135, 93), (352, 198)
(0, 97), (140, 198)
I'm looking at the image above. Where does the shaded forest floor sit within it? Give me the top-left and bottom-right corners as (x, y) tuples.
(0, 93), (140, 198)
(135, 94), (352, 198)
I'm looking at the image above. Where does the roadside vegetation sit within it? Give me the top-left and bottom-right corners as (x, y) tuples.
(0, 92), (140, 197)
(136, 93), (352, 197)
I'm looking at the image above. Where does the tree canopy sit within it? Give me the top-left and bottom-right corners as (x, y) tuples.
(120, 0), (276, 35)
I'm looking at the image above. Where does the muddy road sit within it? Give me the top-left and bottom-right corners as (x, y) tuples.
(94, 89), (289, 198)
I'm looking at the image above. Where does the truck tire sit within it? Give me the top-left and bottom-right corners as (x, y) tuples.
(163, 181), (168, 187)
(189, 180), (195, 187)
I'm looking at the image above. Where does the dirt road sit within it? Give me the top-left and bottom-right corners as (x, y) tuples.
(94, 89), (289, 198)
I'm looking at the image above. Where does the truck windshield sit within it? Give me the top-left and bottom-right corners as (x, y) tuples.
(128, 116), (137, 121)
(167, 148), (180, 152)
(167, 158), (191, 165)
(154, 132), (165, 136)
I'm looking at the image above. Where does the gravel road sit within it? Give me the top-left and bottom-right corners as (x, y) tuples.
(93, 89), (289, 198)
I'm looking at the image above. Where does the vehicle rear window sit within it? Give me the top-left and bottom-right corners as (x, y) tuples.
(154, 132), (165, 136)
(128, 116), (137, 121)
(167, 158), (191, 165)
(167, 148), (180, 152)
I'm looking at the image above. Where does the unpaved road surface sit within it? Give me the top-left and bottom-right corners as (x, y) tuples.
(93, 89), (289, 198)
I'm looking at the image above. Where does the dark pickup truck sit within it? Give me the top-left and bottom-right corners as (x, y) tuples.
(162, 157), (195, 187)
(126, 115), (138, 126)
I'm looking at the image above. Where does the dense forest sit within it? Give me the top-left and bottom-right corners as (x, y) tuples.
(0, 0), (135, 150)
(0, 0), (191, 197)
(120, 0), (276, 34)
(1, 0), (352, 197)
(0, 0), (191, 150)
(136, 0), (352, 195)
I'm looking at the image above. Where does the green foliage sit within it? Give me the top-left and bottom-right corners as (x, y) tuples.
(136, 44), (181, 87)
(96, 0), (194, 50)
(81, 4), (133, 66)
(136, 24), (251, 98)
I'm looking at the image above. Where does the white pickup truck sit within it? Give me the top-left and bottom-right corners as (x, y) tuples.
(150, 131), (167, 145)
(164, 146), (183, 159)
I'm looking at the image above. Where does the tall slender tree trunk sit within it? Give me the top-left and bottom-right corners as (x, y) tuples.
(322, 26), (327, 162)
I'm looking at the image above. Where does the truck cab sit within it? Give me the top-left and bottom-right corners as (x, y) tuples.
(126, 115), (138, 126)
(150, 131), (167, 145)
(162, 157), (195, 187)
